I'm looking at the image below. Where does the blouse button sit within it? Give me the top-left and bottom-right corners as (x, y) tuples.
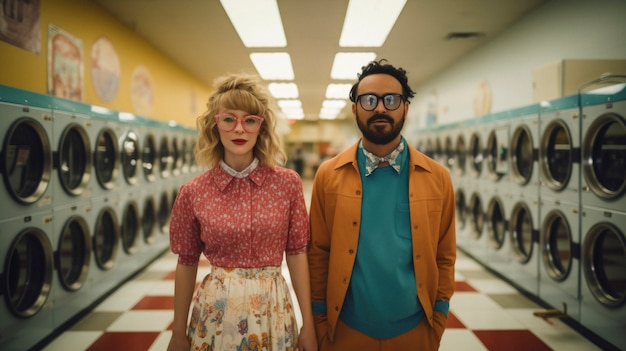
(352, 221), (357, 226)
(348, 249), (354, 254)
(356, 190), (361, 195)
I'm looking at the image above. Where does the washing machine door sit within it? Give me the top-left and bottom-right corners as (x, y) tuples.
(142, 133), (157, 183)
(469, 132), (483, 177)
(510, 125), (534, 186)
(455, 134), (467, 176)
(121, 130), (140, 185)
(582, 113), (626, 200)
(121, 201), (140, 254)
(540, 120), (574, 191)
(2, 117), (52, 204)
(541, 210), (574, 281)
(486, 197), (506, 250)
(3, 228), (54, 318)
(57, 123), (91, 196)
(443, 135), (454, 170)
(159, 135), (172, 179)
(469, 193), (484, 239)
(57, 215), (91, 291)
(456, 189), (467, 229)
(93, 206), (120, 270)
(157, 191), (171, 234)
(94, 127), (119, 190)
(582, 222), (626, 308)
(486, 128), (508, 181)
(510, 202), (535, 264)
(142, 196), (157, 244)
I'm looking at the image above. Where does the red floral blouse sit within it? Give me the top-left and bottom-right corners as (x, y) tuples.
(169, 165), (309, 267)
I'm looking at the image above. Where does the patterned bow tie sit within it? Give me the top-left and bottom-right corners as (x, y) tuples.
(361, 141), (405, 176)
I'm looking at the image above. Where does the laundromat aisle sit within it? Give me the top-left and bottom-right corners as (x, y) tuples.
(42, 180), (602, 351)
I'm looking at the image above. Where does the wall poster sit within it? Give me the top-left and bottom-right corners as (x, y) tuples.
(48, 24), (83, 101)
(0, 0), (41, 54)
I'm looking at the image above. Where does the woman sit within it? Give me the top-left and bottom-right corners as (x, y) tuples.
(167, 73), (317, 351)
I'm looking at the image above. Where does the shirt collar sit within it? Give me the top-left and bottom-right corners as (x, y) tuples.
(359, 139), (405, 176)
(214, 157), (267, 191)
(220, 157), (259, 178)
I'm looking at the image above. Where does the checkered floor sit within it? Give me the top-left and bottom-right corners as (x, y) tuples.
(40, 248), (604, 351)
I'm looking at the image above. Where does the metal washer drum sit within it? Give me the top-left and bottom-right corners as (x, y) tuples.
(580, 207), (626, 351)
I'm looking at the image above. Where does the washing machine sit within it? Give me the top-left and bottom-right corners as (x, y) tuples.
(50, 201), (93, 330)
(483, 193), (513, 277)
(0, 211), (55, 351)
(458, 119), (490, 260)
(90, 106), (122, 197)
(88, 194), (124, 298)
(538, 95), (581, 204)
(508, 104), (540, 200)
(158, 127), (174, 181)
(580, 81), (626, 211)
(139, 118), (159, 185)
(507, 199), (541, 297)
(538, 198), (581, 322)
(453, 121), (472, 249)
(483, 112), (510, 189)
(0, 88), (54, 222)
(439, 125), (456, 172)
(169, 128), (184, 179)
(117, 116), (143, 195)
(580, 206), (626, 350)
(50, 98), (93, 207)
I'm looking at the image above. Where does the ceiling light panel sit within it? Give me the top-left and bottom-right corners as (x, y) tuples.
(331, 52), (377, 80)
(326, 83), (353, 99)
(220, 0), (287, 47)
(268, 82), (299, 99)
(250, 53), (294, 80)
(339, 0), (406, 47)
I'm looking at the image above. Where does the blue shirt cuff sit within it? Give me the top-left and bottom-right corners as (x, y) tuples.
(434, 299), (450, 317)
(312, 301), (326, 315)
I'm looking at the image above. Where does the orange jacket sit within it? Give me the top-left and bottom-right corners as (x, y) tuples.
(307, 140), (456, 342)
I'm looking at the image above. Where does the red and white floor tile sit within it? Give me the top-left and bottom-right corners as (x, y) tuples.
(42, 248), (602, 351)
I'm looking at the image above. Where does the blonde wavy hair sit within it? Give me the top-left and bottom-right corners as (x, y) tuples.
(194, 73), (286, 168)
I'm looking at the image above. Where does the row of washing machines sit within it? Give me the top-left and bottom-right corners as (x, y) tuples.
(0, 85), (202, 351)
(415, 78), (626, 350)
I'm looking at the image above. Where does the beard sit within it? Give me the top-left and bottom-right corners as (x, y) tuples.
(356, 111), (405, 145)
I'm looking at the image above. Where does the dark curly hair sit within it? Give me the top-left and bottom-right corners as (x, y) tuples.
(349, 59), (416, 103)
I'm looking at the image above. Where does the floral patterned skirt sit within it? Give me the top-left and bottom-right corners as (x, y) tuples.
(188, 266), (298, 351)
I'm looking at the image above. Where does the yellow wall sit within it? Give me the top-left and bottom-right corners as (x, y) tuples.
(0, 0), (212, 128)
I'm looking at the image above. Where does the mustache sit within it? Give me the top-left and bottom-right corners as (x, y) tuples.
(367, 114), (393, 124)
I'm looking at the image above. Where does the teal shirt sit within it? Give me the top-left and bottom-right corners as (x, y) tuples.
(339, 139), (424, 338)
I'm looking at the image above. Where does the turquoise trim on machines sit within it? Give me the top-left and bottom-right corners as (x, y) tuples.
(0, 84), (53, 109)
(539, 94), (580, 113)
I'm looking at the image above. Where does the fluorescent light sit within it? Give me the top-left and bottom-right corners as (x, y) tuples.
(250, 53), (294, 80)
(220, 0), (287, 47)
(339, 0), (406, 47)
(319, 108), (340, 119)
(268, 83), (299, 98)
(323, 99), (347, 109)
(326, 83), (353, 99)
(277, 99), (302, 109)
(331, 52), (377, 79)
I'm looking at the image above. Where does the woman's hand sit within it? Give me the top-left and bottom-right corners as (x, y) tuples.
(167, 332), (191, 351)
(297, 324), (318, 351)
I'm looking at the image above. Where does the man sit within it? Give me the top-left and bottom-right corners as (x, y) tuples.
(307, 59), (456, 350)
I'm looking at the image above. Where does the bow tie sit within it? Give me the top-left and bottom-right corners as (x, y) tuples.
(362, 142), (404, 176)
